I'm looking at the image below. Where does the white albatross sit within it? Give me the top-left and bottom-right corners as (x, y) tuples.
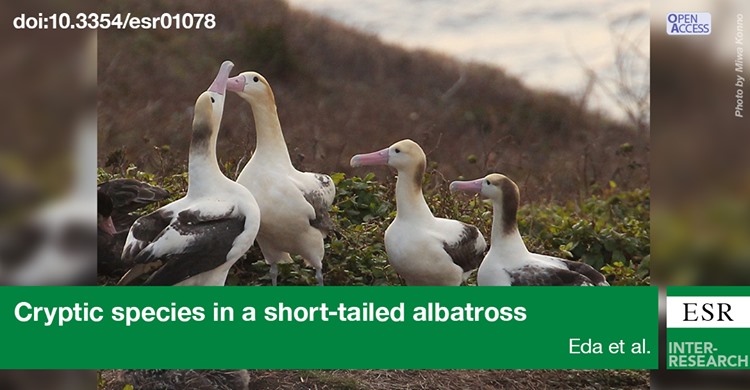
(118, 61), (260, 286)
(350, 139), (486, 285)
(450, 174), (609, 286)
(226, 71), (335, 286)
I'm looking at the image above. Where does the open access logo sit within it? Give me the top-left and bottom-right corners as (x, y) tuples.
(667, 13), (711, 35)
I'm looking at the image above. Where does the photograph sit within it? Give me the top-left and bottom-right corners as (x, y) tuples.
(94, 0), (649, 387)
(96, 0), (649, 289)
(0, 0), (748, 389)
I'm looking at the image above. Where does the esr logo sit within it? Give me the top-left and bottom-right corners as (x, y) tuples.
(667, 13), (711, 35)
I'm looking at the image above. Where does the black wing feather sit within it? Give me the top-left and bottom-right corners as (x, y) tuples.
(442, 223), (484, 272)
(122, 210), (173, 262)
(302, 190), (335, 236)
(142, 216), (245, 286)
(560, 259), (609, 286)
(508, 265), (594, 286)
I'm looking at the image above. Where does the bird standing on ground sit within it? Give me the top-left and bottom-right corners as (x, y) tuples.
(119, 61), (260, 286)
(226, 71), (335, 286)
(350, 139), (486, 285)
(450, 173), (609, 286)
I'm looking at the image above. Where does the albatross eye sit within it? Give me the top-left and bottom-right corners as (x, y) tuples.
(394, 148), (401, 153)
(485, 180), (491, 185)
(210, 97), (215, 103)
(253, 76), (259, 82)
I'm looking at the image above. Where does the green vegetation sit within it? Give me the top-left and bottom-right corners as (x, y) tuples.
(99, 166), (650, 287)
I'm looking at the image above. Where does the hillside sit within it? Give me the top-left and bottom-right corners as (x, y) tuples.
(98, 0), (648, 201)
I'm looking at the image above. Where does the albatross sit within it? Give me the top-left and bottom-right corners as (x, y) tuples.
(350, 139), (486, 285)
(226, 71), (335, 286)
(97, 180), (169, 276)
(119, 61), (260, 286)
(98, 179), (170, 232)
(450, 174), (609, 286)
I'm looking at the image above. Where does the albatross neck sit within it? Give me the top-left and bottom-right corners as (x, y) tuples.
(490, 200), (528, 256)
(187, 126), (226, 197)
(395, 166), (433, 221)
(248, 97), (293, 170)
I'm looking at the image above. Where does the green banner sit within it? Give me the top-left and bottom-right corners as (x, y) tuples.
(0, 286), (658, 369)
(667, 329), (750, 369)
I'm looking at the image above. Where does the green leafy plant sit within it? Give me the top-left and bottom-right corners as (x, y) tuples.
(519, 187), (650, 285)
(98, 165), (649, 286)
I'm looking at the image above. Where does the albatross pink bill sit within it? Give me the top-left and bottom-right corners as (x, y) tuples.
(100, 216), (117, 235)
(226, 75), (245, 92)
(449, 179), (484, 194)
(208, 60), (234, 95)
(350, 148), (389, 167)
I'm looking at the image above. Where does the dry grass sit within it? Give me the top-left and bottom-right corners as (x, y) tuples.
(98, 0), (648, 202)
(100, 369), (649, 390)
(247, 370), (649, 390)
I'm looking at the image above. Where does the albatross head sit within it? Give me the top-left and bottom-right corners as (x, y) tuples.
(450, 173), (520, 214)
(194, 60), (233, 134)
(350, 139), (426, 173)
(450, 173), (518, 198)
(226, 71), (275, 105)
(97, 190), (116, 235)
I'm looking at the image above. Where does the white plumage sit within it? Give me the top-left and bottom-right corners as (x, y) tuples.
(226, 71), (335, 286)
(119, 61), (260, 286)
(450, 174), (609, 286)
(351, 139), (486, 286)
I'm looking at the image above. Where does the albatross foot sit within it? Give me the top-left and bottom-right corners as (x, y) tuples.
(315, 267), (324, 286)
(270, 263), (279, 286)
